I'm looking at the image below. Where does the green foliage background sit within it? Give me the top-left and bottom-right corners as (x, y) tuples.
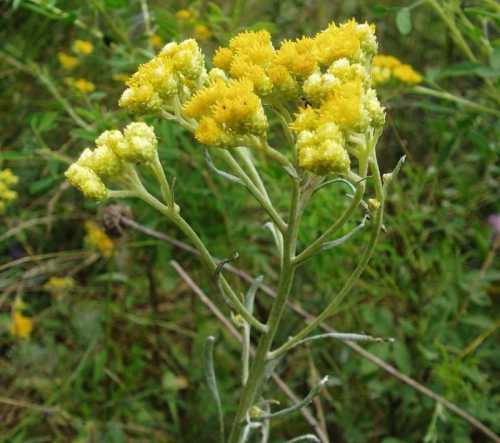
(0, 1), (499, 442)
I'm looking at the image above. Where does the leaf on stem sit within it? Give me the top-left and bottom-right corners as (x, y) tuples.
(204, 336), (225, 443)
(204, 149), (246, 185)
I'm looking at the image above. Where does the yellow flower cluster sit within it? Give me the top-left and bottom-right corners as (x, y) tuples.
(212, 20), (377, 100)
(65, 122), (158, 199)
(58, 40), (93, 70)
(372, 55), (422, 86)
(9, 297), (33, 339)
(84, 220), (114, 257)
(65, 77), (95, 94)
(183, 79), (268, 146)
(119, 39), (207, 113)
(0, 168), (18, 213)
(58, 52), (79, 70)
(287, 32), (383, 174)
(72, 39), (93, 56)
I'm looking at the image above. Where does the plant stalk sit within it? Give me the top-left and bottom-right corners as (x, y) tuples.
(227, 180), (302, 443)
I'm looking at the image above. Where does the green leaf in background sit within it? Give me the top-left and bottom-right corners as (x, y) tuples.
(29, 175), (61, 194)
(396, 7), (412, 35)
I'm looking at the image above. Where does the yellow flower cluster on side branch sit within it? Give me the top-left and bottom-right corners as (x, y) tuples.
(119, 39), (207, 113)
(65, 122), (158, 199)
(372, 54), (422, 86)
(0, 168), (18, 213)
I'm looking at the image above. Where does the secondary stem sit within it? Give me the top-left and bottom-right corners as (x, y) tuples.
(269, 151), (385, 361)
(136, 187), (267, 333)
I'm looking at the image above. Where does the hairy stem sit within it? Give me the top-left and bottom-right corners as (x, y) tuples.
(227, 180), (302, 443)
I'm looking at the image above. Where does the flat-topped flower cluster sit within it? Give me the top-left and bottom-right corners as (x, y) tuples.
(66, 20), (387, 199)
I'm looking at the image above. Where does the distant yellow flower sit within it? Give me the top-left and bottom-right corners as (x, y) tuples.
(0, 168), (18, 213)
(72, 39), (93, 56)
(112, 73), (130, 83)
(84, 220), (114, 257)
(9, 298), (33, 339)
(43, 276), (75, 297)
(175, 9), (192, 21)
(149, 34), (162, 49)
(58, 52), (79, 70)
(372, 54), (422, 86)
(393, 64), (422, 85)
(193, 25), (211, 41)
(73, 78), (95, 93)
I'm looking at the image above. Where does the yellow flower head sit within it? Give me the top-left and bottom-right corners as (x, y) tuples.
(120, 39), (206, 113)
(393, 64), (422, 84)
(0, 168), (19, 213)
(73, 78), (95, 94)
(43, 276), (75, 297)
(72, 39), (93, 55)
(58, 52), (79, 70)
(296, 123), (350, 175)
(274, 37), (318, 79)
(65, 164), (108, 200)
(372, 55), (422, 86)
(175, 9), (193, 21)
(194, 25), (211, 41)
(149, 34), (162, 49)
(212, 30), (275, 95)
(84, 220), (114, 258)
(9, 298), (33, 339)
(213, 47), (234, 71)
(112, 73), (130, 83)
(183, 79), (268, 147)
(373, 55), (402, 69)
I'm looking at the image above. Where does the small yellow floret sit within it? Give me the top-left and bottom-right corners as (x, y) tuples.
(65, 164), (108, 200)
(175, 9), (192, 21)
(73, 78), (95, 94)
(84, 220), (114, 258)
(0, 168), (19, 213)
(43, 276), (75, 297)
(58, 52), (79, 70)
(194, 25), (211, 41)
(149, 34), (162, 49)
(393, 64), (422, 84)
(9, 298), (33, 339)
(213, 47), (234, 71)
(122, 122), (158, 163)
(296, 123), (350, 175)
(72, 39), (93, 55)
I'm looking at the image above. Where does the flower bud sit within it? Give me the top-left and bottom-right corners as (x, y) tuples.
(65, 164), (108, 200)
(122, 122), (158, 163)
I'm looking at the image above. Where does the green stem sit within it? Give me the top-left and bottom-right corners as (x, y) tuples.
(425, 0), (477, 63)
(150, 152), (173, 208)
(269, 150), (385, 361)
(227, 180), (302, 443)
(412, 86), (500, 117)
(221, 150), (287, 233)
(294, 153), (370, 265)
(133, 185), (267, 333)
